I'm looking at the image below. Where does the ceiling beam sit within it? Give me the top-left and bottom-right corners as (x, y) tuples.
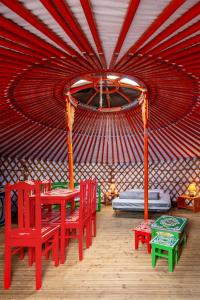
(80, 0), (107, 69)
(1, 0), (78, 55)
(40, 0), (87, 53)
(175, 53), (200, 64)
(115, 0), (186, 69)
(165, 44), (200, 61)
(159, 35), (200, 58)
(116, 90), (131, 103)
(109, 0), (140, 68)
(0, 37), (44, 59)
(146, 21), (200, 56)
(70, 83), (94, 94)
(0, 47), (37, 64)
(0, 28), (50, 58)
(105, 89), (111, 108)
(40, 0), (102, 70)
(138, 1), (200, 55)
(86, 91), (98, 105)
(0, 15), (90, 71)
(0, 15), (64, 58)
(1, 0), (95, 70)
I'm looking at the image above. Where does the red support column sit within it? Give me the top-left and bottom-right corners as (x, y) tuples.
(142, 92), (149, 221)
(66, 97), (75, 190)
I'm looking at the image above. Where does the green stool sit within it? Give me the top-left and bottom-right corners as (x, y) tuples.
(96, 184), (101, 212)
(151, 234), (179, 272)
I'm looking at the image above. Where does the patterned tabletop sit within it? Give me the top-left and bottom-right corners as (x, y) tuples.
(151, 215), (187, 233)
(133, 219), (154, 233)
(151, 234), (179, 248)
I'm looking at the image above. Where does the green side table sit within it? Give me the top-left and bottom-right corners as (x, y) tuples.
(151, 215), (187, 244)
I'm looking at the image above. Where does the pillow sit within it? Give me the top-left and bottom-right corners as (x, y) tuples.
(148, 192), (159, 200)
(119, 191), (144, 199)
(119, 190), (159, 200)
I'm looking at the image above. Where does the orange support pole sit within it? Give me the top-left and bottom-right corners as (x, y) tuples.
(66, 98), (74, 190)
(143, 92), (149, 221)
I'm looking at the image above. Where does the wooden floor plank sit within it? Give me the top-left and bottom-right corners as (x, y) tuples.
(0, 206), (200, 299)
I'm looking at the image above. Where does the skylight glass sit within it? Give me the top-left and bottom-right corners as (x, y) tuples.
(71, 79), (91, 87)
(120, 78), (139, 86)
(107, 75), (120, 80)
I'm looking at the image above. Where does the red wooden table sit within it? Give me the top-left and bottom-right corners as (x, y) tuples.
(32, 188), (80, 264)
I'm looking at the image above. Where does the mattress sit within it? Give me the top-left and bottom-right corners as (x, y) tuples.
(112, 198), (171, 212)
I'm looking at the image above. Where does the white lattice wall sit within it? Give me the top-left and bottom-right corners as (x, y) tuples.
(0, 156), (199, 202)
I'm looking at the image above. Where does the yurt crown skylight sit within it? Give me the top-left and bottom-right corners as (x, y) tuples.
(68, 73), (143, 112)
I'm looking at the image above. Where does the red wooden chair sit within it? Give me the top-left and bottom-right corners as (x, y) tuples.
(4, 182), (60, 290)
(91, 179), (97, 238)
(39, 179), (52, 193)
(40, 179), (52, 213)
(52, 180), (91, 261)
(86, 179), (97, 247)
(38, 180), (61, 223)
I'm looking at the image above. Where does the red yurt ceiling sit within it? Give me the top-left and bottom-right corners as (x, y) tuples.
(0, 0), (199, 163)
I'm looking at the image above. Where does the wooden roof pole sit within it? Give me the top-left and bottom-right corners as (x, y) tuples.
(66, 95), (75, 190)
(142, 92), (149, 220)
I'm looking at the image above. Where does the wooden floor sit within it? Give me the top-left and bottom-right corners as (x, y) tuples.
(1, 206), (200, 300)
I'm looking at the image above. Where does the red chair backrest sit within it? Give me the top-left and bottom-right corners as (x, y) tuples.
(38, 179), (52, 193)
(79, 180), (85, 221)
(5, 182), (41, 237)
(79, 180), (91, 221)
(91, 179), (97, 214)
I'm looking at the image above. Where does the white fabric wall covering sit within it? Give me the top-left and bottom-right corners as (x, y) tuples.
(20, 0), (82, 53)
(91, 0), (129, 65)
(0, 0), (199, 163)
(118, 0), (169, 60)
(141, 0), (200, 49)
(0, 3), (64, 51)
(67, 0), (98, 56)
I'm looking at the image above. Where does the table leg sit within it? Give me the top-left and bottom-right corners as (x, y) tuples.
(151, 229), (156, 239)
(60, 202), (66, 264)
(104, 194), (107, 206)
(71, 198), (75, 212)
(0, 194), (5, 226)
(193, 199), (196, 212)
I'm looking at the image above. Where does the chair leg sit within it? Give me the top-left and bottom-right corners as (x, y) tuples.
(28, 247), (35, 266)
(53, 231), (59, 267)
(45, 242), (50, 260)
(78, 228), (83, 261)
(86, 222), (91, 249)
(141, 236), (145, 244)
(65, 229), (70, 248)
(147, 241), (151, 254)
(90, 218), (93, 246)
(135, 232), (139, 250)
(93, 214), (96, 237)
(4, 245), (12, 289)
(19, 248), (25, 260)
(35, 246), (42, 290)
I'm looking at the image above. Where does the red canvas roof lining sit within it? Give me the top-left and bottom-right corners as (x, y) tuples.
(0, 0), (199, 163)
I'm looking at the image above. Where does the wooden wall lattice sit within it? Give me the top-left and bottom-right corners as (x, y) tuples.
(0, 156), (199, 202)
